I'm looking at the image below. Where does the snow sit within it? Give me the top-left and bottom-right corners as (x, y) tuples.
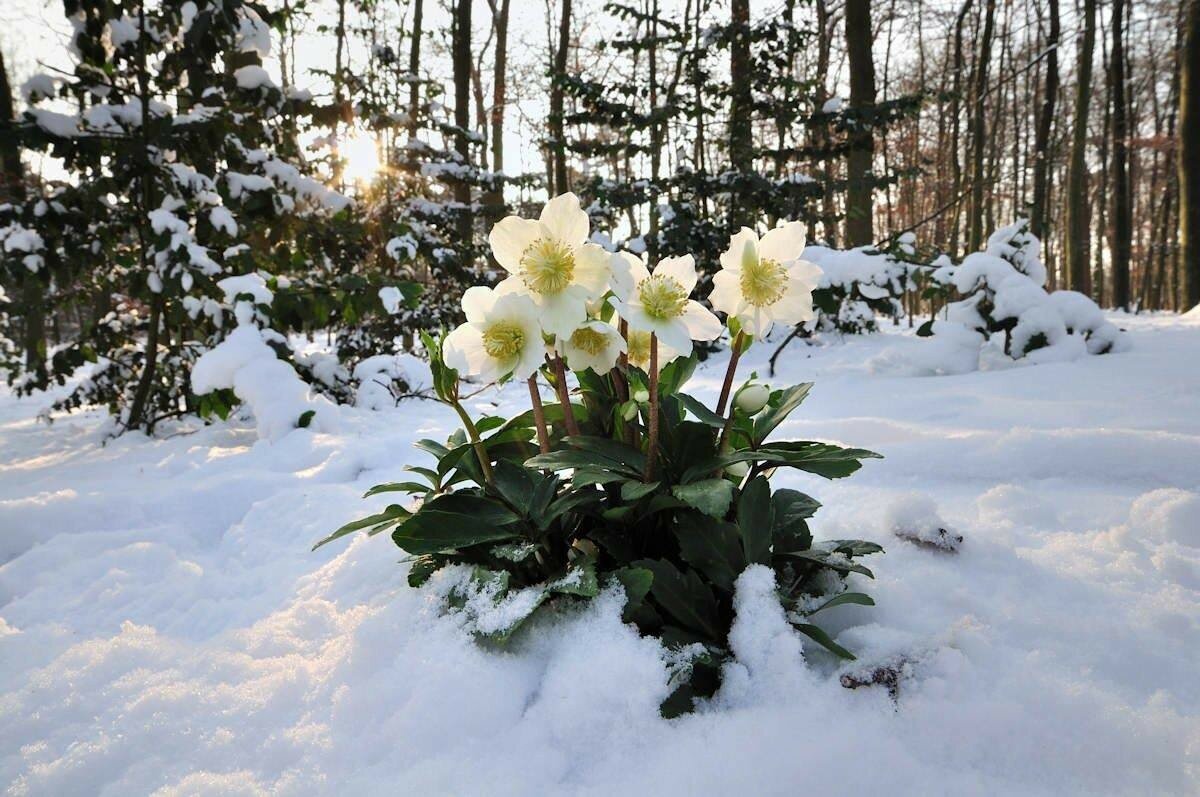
(233, 65), (275, 91)
(2, 313), (1199, 794)
(191, 324), (338, 442)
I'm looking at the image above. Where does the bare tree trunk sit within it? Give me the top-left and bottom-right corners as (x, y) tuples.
(967, 0), (997, 252)
(1030, 0), (1060, 246)
(0, 50), (44, 380)
(407, 0), (424, 138)
(815, 0), (837, 246)
(729, 0), (752, 229)
(487, 0), (511, 210)
(550, 0), (571, 194)
(1065, 0), (1097, 294)
(1182, 0), (1200, 309)
(844, 0), (876, 247)
(452, 0), (474, 244)
(1110, 0), (1132, 309)
(948, 0), (973, 257)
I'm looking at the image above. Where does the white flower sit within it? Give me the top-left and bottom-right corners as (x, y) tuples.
(610, 252), (722, 357)
(489, 192), (612, 339)
(734, 380), (771, 415)
(443, 286), (544, 382)
(558, 319), (626, 374)
(709, 223), (823, 339)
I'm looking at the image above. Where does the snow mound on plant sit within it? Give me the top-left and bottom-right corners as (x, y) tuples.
(192, 325), (337, 441)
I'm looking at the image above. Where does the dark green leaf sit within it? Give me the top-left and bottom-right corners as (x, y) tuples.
(751, 382), (813, 444)
(391, 493), (520, 555)
(363, 481), (430, 498)
(792, 622), (856, 660)
(634, 558), (721, 640)
(296, 410), (316, 428)
(621, 480), (660, 501)
(738, 476), (774, 565)
(314, 503), (410, 550)
(808, 592), (875, 614)
(673, 513), (745, 592)
(676, 393), (726, 427)
(564, 435), (647, 472)
(672, 478), (734, 518)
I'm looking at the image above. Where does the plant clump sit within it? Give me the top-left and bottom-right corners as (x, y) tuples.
(319, 194), (884, 715)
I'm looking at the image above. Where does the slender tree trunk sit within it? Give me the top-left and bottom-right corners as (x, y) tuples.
(966, 0), (997, 252)
(487, 0), (511, 210)
(1030, 0), (1060, 246)
(815, 0), (837, 246)
(844, 0), (876, 247)
(0, 50), (44, 380)
(948, 0), (972, 257)
(452, 0), (474, 245)
(1181, 0), (1200, 309)
(550, 0), (571, 194)
(407, 0), (424, 138)
(1110, 0), (1132, 309)
(729, 0), (752, 228)
(1065, 0), (1097, 294)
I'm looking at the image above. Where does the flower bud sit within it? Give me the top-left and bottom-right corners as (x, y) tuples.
(633, 388), (650, 404)
(734, 381), (771, 415)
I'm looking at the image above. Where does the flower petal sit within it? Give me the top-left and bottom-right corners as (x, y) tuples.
(681, 300), (723, 341)
(759, 221), (807, 264)
(461, 285), (498, 323)
(610, 252), (649, 300)
(785, 257), (823, 287)
(720, 227), (758, 273)
(535, 291), (588, 339)
(539, 192), (589, 244)
(489, 216), (541, 272)
(654, 254), (698, 295)
(708, 270), (741, 316)
(652, 318), (695, 355)
(443, 322), (486, 376)
(574, 242), (613, 298)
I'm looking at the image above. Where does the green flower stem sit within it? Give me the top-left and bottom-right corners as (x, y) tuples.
(643, 332), (660, 482)
(527, 374), (551, 453)
(714, 330), (747, 417)
(449, 395), (495, 486)
(551, 354), (582, 438)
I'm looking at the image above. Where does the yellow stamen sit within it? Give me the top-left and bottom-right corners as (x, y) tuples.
(639, 275), (688, 320)
(482, 320), (526, 360)
(627, 329), (652, 369)
(740, 256), (788, 307)
(520, 238), (576, 295)
(569, 326), (609, 356)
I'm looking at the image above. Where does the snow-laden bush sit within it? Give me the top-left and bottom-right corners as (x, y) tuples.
(802, 244), (911, 334)
(321, 195), (884, 716)
(920, 219), (1129, 365)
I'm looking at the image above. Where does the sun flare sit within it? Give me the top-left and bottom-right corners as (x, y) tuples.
(340, 131), (382, 186)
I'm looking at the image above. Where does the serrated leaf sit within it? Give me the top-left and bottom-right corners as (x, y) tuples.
(621, 480), (660, 501)
(672, 478), (734, 519)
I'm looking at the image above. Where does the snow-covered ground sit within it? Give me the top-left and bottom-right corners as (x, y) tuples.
(2, 313), (1198, 796)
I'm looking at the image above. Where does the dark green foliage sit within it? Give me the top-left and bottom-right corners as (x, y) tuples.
(322, 334), (883, 715)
